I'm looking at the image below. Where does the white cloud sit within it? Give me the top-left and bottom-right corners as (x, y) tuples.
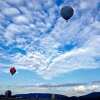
(39, 36), (100, 79)
(73, 85), (87, 93)
(73, 84), (100, 95)
(13, 15), (30, 24)
(80, 1), (89, 9)
(5, 0), (24, 6)
(0, 0), (99, 80)
(2, 7), (20, 16)
(92, 21), (100, 29)
(11, 52), (48, 71)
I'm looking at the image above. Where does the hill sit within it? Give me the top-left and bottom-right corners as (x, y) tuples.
(0, 92), (100, 100)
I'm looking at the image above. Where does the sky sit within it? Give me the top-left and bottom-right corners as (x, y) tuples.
(0, 0), (100, 96)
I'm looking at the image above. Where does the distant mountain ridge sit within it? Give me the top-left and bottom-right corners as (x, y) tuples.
(0, 92), (100, 100)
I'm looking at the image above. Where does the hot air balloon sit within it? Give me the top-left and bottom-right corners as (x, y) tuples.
(10, 67), (16, 75)
(60, 6), (74, 20)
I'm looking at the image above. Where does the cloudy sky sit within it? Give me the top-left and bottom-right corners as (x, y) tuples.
(0, 0), (100, 95)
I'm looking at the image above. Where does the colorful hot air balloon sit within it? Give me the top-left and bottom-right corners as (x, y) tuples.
(60, 6), (74, 21)
(10, 67), (16, 75)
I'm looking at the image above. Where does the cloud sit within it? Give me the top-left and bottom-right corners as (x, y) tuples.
(2, 7), (20, 16)
(38, 36), (100, 79)
(1, 82), (100, 96)
(0, 0), (100, 80)
(13, 15), (30, 24)
(12, 52), (48, 71)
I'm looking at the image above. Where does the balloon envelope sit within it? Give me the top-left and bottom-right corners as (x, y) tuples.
(10, 67), (16, 75)
(60, 6), (74, 20)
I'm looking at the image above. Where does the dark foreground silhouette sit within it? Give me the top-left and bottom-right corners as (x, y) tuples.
(0, 92), (100, 100)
